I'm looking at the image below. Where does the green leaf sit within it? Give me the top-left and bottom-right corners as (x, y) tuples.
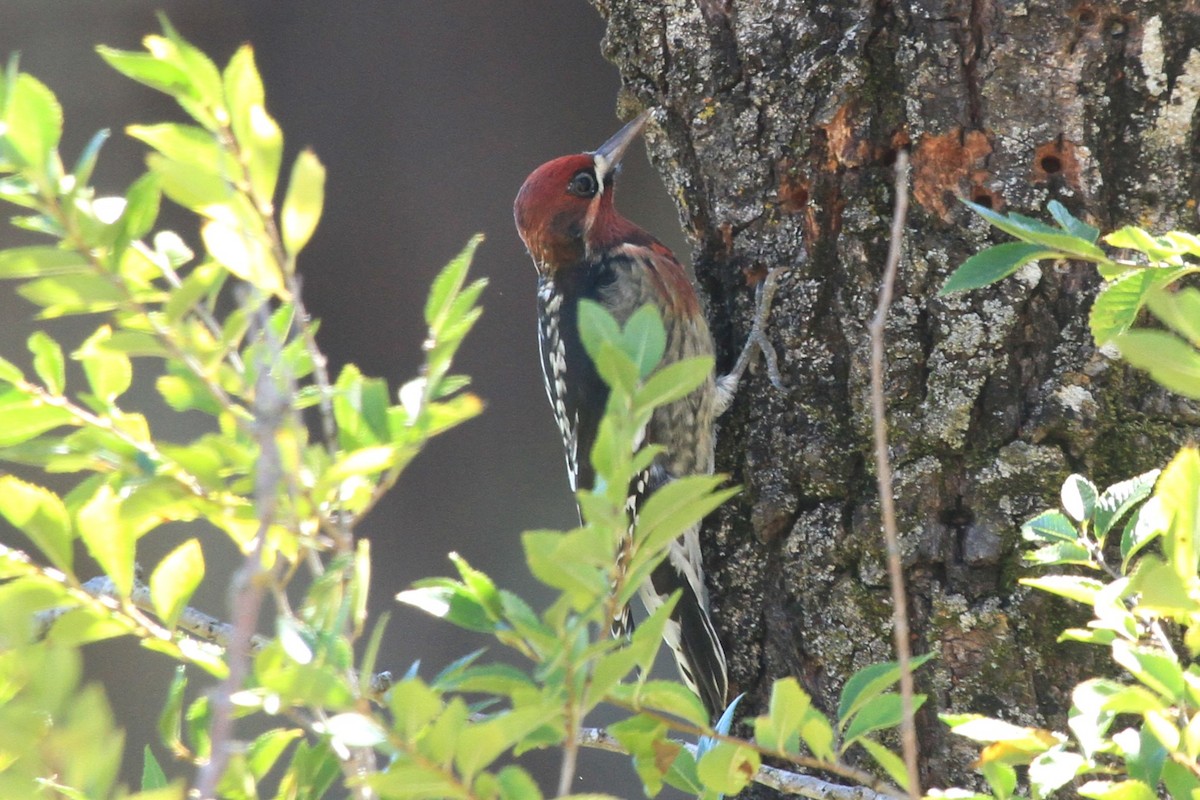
(322, 445), (400, 486)
(18, 273), (128, 317)
(75, 326), (133, 403)
(1061, 473), (1097, 522)
(1128, 556), (1196, 619)
(146, 152), (235, 216)
(368, 763), (464, 798)
(150, 538), (204, 630)
(940, 242), (1056, 295)
(1019, 575), (1106, 605)
(71, 127), (110, 188)
(0, 395), (75, 445)
(1157, 447), (1200, 582)
(246, 728), (302, 780)
(3, 73), (63, 173)
(1094, 469), (1160, 541)
(224, 45), (281, 202)
(632, 680), (710, 727)
(281, 149), (325, 257)
(397, 581), (494, 633)
(0, 246), (91, 278)
(127, 122), (232, 175)
(1047, 200), (1100, 243)
(1105, 225), (1188, 261)
(857, 737), (912, 791)
(453, 704), (559, 780)
(962, 200), (1108, 260)
(158, 666), (187, 754)
(0, 475), (74, 572)
(1115, 329), (1200, 400)
(1147, 285), (1200, 344)
(755, 677), (810, 752)
(28, 331), (65, 394)
(77, 483), (135, 597)
(695, 741), (760, 795)
(636, 356), (713, 413)
(980, 760), (1017, 800)
(1122, 497), (1166, 572)
(1077, 779), (1158, 800)
(1111, 639), (1184, 703)
(141, 746), (168, 790)
(0, 355), (24, 383)
(577, 299), (622, 363)
(1021, 509), (1078, 543)
(388, 678), (443, 741)
(841, 692), (925, 748)
(114, 172), (162, 250)
(621, 304), (667, 378)
(495, 765), (543, 800)
(425, 235), (483, 330)
(837, 653), (935, 724)
(1023, 540), (1094, 567)
(609, 714), (679, 797)
(634, 475), (739, 557)
(201, 219), (286, 297)
(942, 713), (1064, 752)
(97, 47), (195, 102)
(1090, 266), (1195, 346)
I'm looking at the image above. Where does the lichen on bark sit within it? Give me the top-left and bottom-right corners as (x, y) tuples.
(593, 0), (1200, 793)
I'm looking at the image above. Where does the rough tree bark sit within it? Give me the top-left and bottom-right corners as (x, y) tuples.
(592, 0), (1200, 793)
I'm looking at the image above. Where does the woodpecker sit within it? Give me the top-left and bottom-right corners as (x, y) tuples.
(513, 112), (729, 717)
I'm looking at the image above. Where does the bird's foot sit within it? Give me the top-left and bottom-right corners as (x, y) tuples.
(714, 267), (788, 416)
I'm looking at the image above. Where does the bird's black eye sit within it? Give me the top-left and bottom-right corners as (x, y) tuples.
(567, 170), (598, 198)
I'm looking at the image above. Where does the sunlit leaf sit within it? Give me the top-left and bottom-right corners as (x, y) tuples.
(696, 741), (760, 795)
(281, 149), (325, 257)
(77, 483), (135, 597)
(0, 246), (91, 278)
(0, 475), (74, 572)
(150, 538), (204, 630)
(2, 72), (63, 173)
(28, 330), (65, 394)
(201, 219), (286, 297)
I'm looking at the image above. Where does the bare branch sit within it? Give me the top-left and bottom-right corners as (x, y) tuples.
(193, 304), (289, 800)
(867, 149), (919, 798)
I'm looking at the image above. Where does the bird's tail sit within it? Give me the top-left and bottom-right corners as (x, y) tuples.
(640, 547), (729, 719)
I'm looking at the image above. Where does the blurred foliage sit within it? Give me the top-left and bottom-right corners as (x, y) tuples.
(0, 16), (924, 800)
(937, 203), (1200, 798)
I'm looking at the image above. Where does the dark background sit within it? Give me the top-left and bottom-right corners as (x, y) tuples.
(0, 2), (689, 795)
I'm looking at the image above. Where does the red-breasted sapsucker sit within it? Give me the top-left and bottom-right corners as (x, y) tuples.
(513, 112), (728, 717)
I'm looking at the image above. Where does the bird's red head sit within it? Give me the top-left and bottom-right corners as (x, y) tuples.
(514, 112), (648, 276)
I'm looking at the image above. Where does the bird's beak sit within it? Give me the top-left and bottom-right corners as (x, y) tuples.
(592, 111), (649, 184)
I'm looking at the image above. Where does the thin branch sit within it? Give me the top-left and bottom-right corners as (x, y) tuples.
(193, 305), (288, 800)
(577, 727), (894, 800)
(607, 700), (904, 798)
(867, 149), (919, 799)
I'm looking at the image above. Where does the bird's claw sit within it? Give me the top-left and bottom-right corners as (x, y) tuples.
(714, 266), (788, 417)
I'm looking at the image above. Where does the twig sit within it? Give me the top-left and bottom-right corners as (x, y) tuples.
(867, 149), (919, 798)
(193, 305), (288, 800)
(606, 700), (904, 797)
(577, 727), (893, 800)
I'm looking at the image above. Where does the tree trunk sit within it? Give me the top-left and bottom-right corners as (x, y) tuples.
(593, 0), (1200, 793)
